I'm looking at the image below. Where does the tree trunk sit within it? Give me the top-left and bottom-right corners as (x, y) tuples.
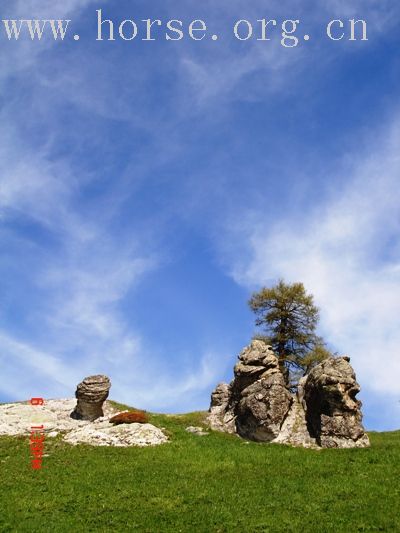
(278, 317), (289, 387)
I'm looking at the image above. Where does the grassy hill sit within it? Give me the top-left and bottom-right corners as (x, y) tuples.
(1, 401), (399, 532)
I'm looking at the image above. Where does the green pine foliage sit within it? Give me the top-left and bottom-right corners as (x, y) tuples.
(249, 280), (332, 386)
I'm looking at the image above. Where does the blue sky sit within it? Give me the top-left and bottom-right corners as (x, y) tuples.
(1, 0), (399, 430)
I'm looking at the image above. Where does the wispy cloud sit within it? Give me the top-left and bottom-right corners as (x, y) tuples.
(0, 121), (225, 410)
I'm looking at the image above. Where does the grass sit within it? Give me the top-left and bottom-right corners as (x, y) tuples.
(0, 401), (399, 532)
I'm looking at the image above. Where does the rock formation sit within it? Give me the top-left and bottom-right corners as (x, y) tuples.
(71, 375), (111, 421)
(209, 341), (292, 442)
(0, 399), (168, 447)
(208, 340), (369, 449)
(233, 341), (292, 441)
(303, 356), (370, 448)
(208, 383), (236, 433)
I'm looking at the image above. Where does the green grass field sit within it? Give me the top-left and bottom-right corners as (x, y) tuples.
(1, 403), (399, 532)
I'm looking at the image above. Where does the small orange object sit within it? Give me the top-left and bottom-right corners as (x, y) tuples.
(30, 398), (44, 406)
(109, 410), (149, 425)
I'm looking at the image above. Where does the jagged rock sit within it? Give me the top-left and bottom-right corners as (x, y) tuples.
(208, 341), (369, 449)
(71, 375), (111, 421)
(236, 371), (292, 442)
(208, 340), (291, 442)
(304, 356), (370, 448)
(208, 382), (236, 433)
(233, 341), (291, 441)
(233, 341), (279, 393)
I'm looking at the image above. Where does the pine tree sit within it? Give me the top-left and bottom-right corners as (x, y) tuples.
(248, 280), (331, 387)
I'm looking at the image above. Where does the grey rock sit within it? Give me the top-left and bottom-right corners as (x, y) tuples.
(304, 356), (369, 448)
(233, 341), (279, 393)
(207, 382), (236, 433)
(64, 422), (168, 447)
(236, 372), (292, 442)
(210, 382), (231, 409)
(185, 426), (209, 436)
(71, 375), (111, 421)
(208, 340), (291, 442)
(208, 341), (369, 449)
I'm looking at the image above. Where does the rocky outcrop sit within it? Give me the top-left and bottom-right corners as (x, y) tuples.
(208, 340), (292, 442)
(208, 382), (236, 433)
(208, 341), (369, 449)
(0, 399), (117, 436)
(71, 375), (111, 421)
(0, 399), (168, 447)
(64, 422), (168, 447)
(233, 342), (292, 441)
(235, 372), (292, 441)
(303, 356), (370, 448)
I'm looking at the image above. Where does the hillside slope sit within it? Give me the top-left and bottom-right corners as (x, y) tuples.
(1, 401), (399, 532)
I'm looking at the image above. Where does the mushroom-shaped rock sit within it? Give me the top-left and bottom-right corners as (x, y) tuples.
(71, 375), (111, 421)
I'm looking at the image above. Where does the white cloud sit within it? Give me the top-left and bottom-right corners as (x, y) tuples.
(0, 333), (76, 399)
